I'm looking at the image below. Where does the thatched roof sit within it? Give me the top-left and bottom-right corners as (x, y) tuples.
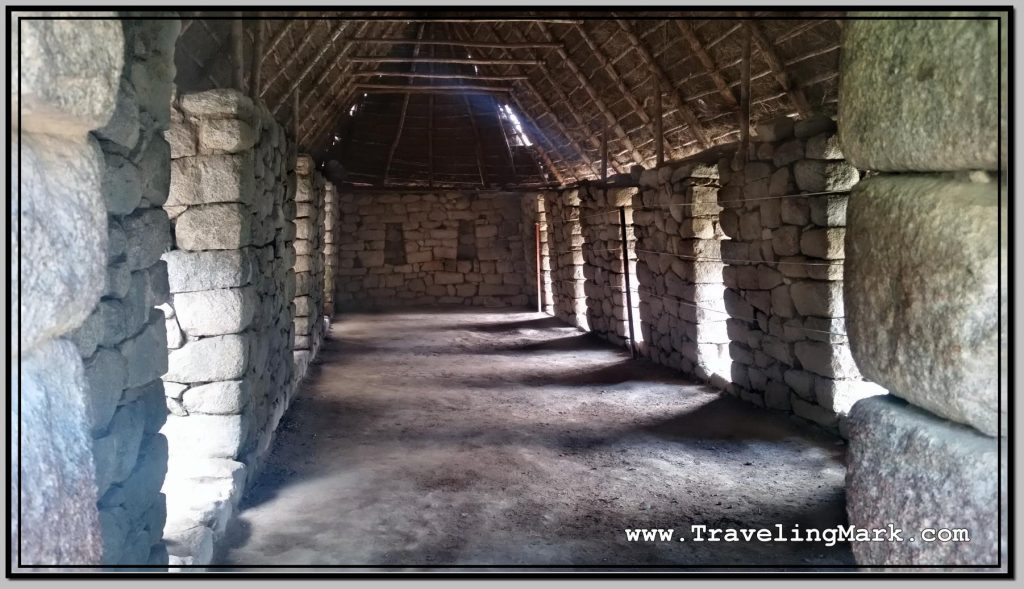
(173, 11), (845, 189)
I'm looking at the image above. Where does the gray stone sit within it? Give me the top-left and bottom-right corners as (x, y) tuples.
(814, 377), (887, 416)
(161, 413), (247, 459)
(179, 89), (254, 120)
(92, 399), (145, 496)
(173, 203), (253, 251)
(806, 133), (844, 160)
(794, 340), (862, 380)
(139, 135), (172, 206)
(18, 338), (104, 565)
(793, 114), (836, 139)
(846, 175), (1005, 436)
(181, 380), (250, 415)
(808, 194), (848, 227)
(95, 82), (140, 149)
(122, 208), (172, 271)
(119, 433), (168, 518)
(198, 118), (258, 154)
(172, 286), (257, 337)
(791, 280), (843, 318)
(839, 16), (1006, 171)
(793, 160), (859, 193)
(845, 395), (1006, 565)
(164, 333), (251, 383)
(118, 311), (168, 389)
(166, 153), (255, 207)
(773, 139), (804, 167)
(83, 347), (128, 434)
(791, 395), (838, 428)
(163, 249), (255, 293)
(800, 228), (845, 259)
(18, 16), (123, 135)
(101, 151), (142, 215)
(18, 135), (108, 351)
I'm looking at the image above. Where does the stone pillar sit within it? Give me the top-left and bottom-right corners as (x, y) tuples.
(543, 189), (587, 329)
(63, 18), (180, 567)
(839, 14), (1007, 567)
(160, 89), (294, 565)
(633, 162), (728, 380)
(580, 185), (636, 349)
(14, 14), (124, 567)
(716, 115), (884, 432)
(291, 155), (327, 388)
(322, 181), (340, 318)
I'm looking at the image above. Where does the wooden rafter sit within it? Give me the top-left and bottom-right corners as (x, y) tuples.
(352, 38), (562, 50)
(534, 22), (645, 167)
(383, 23), (425, 184)
(259, 17), (302, 65)
(742, 19), (812, 118)
(355, 84), (512, 94)
(352, 72), (529, 81)
(444, 23), (487, 188)
(349, 57), (543, 66)
(615, 18), (712, 150)
(260, 20), (327, 98)
(674, 21), (738, 108)
(272, 20), (352, 115)
(488, 23), (625, 176)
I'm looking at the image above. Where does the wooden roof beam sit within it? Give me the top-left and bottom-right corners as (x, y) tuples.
(260, 20), (327, 97)
(534, 22), (645, 167)
(353, 38), (561, 49)
(742, 19), (812, 118)
(452, 22), (588, 181)
(271, 20), (352, 115)
(355, 84), (513, 94)
(488, 23), (625, 176)
(674, 21), (739, 108)
(615, 18), (712, 151)
(349, 57), (543, 66)
(382, 23), (425, 184)
(352, 72), (529, 81)
(259, 17), (302, 66)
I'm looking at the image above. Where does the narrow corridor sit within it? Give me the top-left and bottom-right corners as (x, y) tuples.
(221, 309), (852, 568)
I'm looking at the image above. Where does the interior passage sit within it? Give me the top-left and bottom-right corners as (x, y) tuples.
(221, 309), (851, 567)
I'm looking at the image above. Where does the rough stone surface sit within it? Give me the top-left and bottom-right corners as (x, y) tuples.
(839, 15), (1007, 171)
(173, 203), (253, 251)
(163, 249), (256, 293)
(172, 287), (257, 337)
(165, 334), (250, 383)
(846, 395), (1006, 566)
(846, 175), (1005, 436)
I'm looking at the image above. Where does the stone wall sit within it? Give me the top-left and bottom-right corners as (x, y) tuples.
(717, 115), (885, 432)
(334, 191), (530, 309)
(15, 14), (126, 568)
(322, 182), (341, 318)
(519, 192), (547, 312)
(542, 189), (587, 329)
(840, 16), (1007, 567)
(633, 162), (728, 381)
(579, 185), (638, 348)
(63, 18), (179, 567)
(160, 89), (296, 565)
(292, 156), (328, 386)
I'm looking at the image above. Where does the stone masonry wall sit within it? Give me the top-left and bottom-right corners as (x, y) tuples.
(840, 16), (1007, 567)
(579, 185), (638, 349)
(292, 156), (328, 385)
(16, 15), (127, 567)
(63, 18), (179, 567)
(717, 115), (885, 432)
(335, 191), (530, 309)
(633, 161), (729, 383)
(160, 89), (295, 565)
(519, 192), (546, 312)
(322, 182), (341, 318)
(543, 189), (587, 329)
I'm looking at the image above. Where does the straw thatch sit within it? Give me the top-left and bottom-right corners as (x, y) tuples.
(174, 10), (845, 189)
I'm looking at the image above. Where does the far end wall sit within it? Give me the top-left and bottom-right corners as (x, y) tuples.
(335, 191), (533, 309)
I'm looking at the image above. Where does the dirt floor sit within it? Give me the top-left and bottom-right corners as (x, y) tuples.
(219, 308), (854, 570)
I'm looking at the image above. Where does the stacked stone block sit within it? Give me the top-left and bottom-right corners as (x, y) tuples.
(536, 196), (554, 315)
(334, 191), (530, 308)
(579, 185), (637, 348)
(716, 115), (884, 431)
(322, 182), (341, 318)
(542, 189), (587, 329)
(632, 161), (729, 382)
(160, 89), (295, 565)
(292, 156), (328, 385)
(61, 18), (180, 567)
(518, 192), (547, 312)
(840, 16), (1007, 566)
(16, 15), (134, 567)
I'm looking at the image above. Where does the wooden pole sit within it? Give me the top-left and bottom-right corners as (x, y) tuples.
(352, 72), (529, 82)
(601, 120), (609, 184)
(354, 84), (512, 94)
(250, 16), (264, 99)
(352, 38), (562, 49)
(231, 15), (245, 92)
(653, 77), (664, 167)
(739, 23), (752, 168)
(349, 57), (542, 66)
(619, 206), (636, 359)
(535, 222), (543, 313)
